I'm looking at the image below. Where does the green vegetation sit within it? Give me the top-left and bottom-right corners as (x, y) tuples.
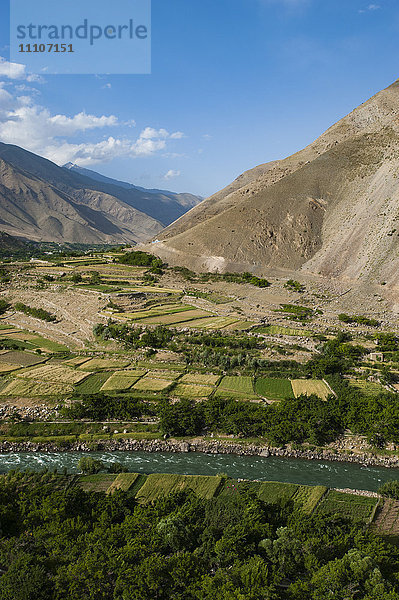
(0, 472), (398, 599)
(284, 279), (305, 292)
(14, 302), (57, 322)
(0, 299), (10, 314)
(339, 313), (380, 327)
(318, 490), (379, 522)
(255, 377), (294, 400)
(278, 304), (317, 321)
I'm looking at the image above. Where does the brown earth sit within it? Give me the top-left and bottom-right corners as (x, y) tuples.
(143, 80), (399, 291)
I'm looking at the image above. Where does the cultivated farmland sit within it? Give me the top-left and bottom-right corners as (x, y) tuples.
(291, 379), (331, 401)
(106, 472), (140, 494)
(75, 372), (113, 394)
(173, 383), (214, 398)
(16, 364), (89, 385)
(180, 373), (220, 386)
(131, 377), (173, 392)
(79, 358), (131, 371)
(100, 372), (142, 391)
(255, 378), (294, 400)
(135, 473), (222, 503)
(0, 379), (73, 397)
(217, 376), (256, 397)
(317, 490), (379, 522)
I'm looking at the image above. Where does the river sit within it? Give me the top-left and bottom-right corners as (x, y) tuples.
(1, 451), (399, 491)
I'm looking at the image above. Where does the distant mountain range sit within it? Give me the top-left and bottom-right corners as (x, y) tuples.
(145, 80), (399, 286)
(0, 143), (202, 244)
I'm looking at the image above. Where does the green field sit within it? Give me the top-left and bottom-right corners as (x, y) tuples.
(217, 376), (255, 396)
(257, 481), (299, 505)
(317, 490), (379, 522)
(75, 372), (113, 394)
(100, 372), (142, 391)
(135, 473), (222, 503)
(349, 379), (387, 396)
(106, 472), (140, 494)
(292, 485), (327, 513)
(173, 383), (214, 398)
(64, 356), (92, 367)
(291, 379), (332, 401)
(79, 474), (117, 493)
(255, 378), (294, 400)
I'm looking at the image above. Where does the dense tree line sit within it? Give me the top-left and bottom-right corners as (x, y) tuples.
(0, 472), (398, 599)
(14, 302), (56, 322)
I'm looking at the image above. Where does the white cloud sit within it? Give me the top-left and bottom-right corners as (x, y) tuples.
(359, 3), (381, 12)
(102, 83), (112, 89)
(0, 58), (26, 80)
(164, 169), (181, 180)
(0, 57), (184, 166)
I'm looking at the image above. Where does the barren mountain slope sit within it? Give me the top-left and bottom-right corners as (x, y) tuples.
(147, 80), (399, 286)
(0, 158), (162, 243)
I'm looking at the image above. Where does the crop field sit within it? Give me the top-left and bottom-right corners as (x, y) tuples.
(79, 474), (117, 493)
(137, 309), (212, 325)
(291, 379), (331, 401)
(100, 372), (142, 391)
(217, 376), (255, 396)
(255, 378), (294, 400)
(349, 379), (387, 396)
(184, 316), (242, 329)
(0, 363), (21, 373)
(372, 498), (399, 537)
(180, 373), (220, 386)
(292, 485), (327, 513)
(135, 473), (222, 503)
(148, 370), (181, 381)
(0, 351), (46, 366)
(17, 364), (89, 384)
(257, 481), (298, 505)
(124, 304), (195, 320)
(106, 472), (140, 494)
(64, 357), (92, 367)
(79, 358), (131, 371)
(0, 378), (73, 396)
(131, 377), (173, 392)
(137, 361), (186, 371)
(173, 383), (214, 398)
(317, 490), (379, 522)
(75, 372), (113, 394)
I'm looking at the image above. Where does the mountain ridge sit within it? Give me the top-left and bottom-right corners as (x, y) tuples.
(143, 80), (399, 286)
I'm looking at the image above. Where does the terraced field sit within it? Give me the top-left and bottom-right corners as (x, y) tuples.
(291, 379), (331, 401)
(79, 358), (131, 371)
(17, 364), (89, 384)
(0, 379), (73, 397)
(131, 377), (173, 392)
(173, 383), (214, 398)
(0, 363), (21, 373)
(180, 373), (220, 386)
(316, 490), (379, 522)
(106, 472), (141, 494)
(135, 473), (223, 503)
(372, 498), (399, 537)
(216, 376), (257, 399)
(100, 372), (142, 391)
(255, 378), (294, 400)
(75, 372), (113, 394)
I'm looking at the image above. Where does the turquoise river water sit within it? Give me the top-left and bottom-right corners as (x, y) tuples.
(0, 451), (399, 491)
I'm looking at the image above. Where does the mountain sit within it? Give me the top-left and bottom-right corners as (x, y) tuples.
(63, 163), (202, 226)
(0, 143), (202, 244)
(144, 80), (399, 286)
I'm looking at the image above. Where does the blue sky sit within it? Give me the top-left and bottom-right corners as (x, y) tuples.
(0, 0), (398, 197)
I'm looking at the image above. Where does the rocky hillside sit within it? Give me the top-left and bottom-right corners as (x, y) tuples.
(0, 143), (202, 244)
(146, 80), (399, 286)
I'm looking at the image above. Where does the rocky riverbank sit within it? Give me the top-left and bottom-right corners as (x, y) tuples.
(1, 437), (399, 468)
